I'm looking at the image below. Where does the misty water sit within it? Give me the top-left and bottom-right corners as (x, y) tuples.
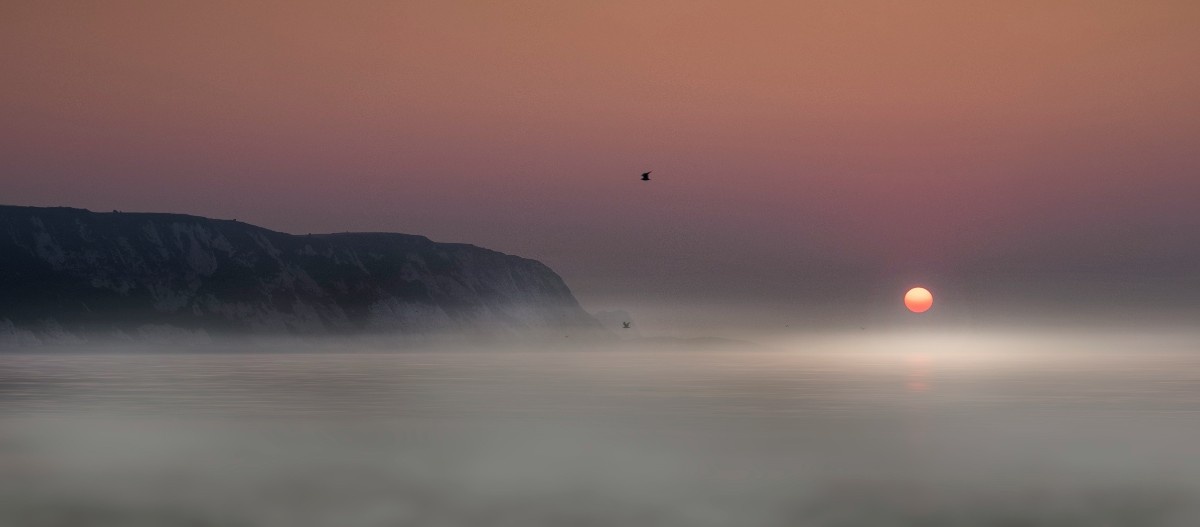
(3, 331), (1200, 526)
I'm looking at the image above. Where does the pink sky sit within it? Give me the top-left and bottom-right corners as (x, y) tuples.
(3, 1), (1199, 319)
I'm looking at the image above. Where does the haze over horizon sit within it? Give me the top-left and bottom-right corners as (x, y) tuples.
(6, 6), (1200, 525)
(4, 1), (1198, 329)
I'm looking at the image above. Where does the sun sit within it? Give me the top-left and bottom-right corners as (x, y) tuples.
(904, 287), (933, 313)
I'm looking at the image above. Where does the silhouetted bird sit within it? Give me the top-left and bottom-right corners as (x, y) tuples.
(641, 171), (651, 181)
(622, 322), (631, 329)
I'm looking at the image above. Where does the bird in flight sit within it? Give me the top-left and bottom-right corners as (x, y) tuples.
(641, 171), (651, 181)
(622, 322), (631, 329)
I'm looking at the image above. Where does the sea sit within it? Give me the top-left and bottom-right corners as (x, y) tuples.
(2, 329), (1199, 526)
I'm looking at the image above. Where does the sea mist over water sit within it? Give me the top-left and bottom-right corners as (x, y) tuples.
(3, 329), (1200, 526)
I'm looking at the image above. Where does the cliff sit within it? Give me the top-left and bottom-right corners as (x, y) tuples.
(0, 205), (599, 342)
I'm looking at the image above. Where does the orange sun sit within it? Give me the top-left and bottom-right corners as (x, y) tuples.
(904, 287), (933, 313)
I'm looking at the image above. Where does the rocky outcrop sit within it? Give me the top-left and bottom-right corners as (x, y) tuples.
(0, 205), (599, 341)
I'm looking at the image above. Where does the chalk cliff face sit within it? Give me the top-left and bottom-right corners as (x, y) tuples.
(0, 205), (598, 341)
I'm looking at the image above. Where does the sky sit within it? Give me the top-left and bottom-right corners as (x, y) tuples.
(3, 1), (1199, 328)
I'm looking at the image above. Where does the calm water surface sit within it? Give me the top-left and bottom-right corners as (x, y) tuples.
(2, 331), (1199, 526)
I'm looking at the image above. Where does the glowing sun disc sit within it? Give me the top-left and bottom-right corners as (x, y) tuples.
(904, 287), (933, 313)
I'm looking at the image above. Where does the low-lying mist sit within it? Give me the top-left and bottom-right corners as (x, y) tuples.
(2, 328), (1200, 526)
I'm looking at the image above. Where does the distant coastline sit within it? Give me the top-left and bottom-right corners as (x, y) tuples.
(0, 205), (601, 345)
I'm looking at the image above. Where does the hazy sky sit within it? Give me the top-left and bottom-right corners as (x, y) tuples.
(3, 1), (1198, 320)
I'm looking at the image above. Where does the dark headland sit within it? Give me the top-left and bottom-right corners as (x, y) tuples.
(0, 205), (601, 345)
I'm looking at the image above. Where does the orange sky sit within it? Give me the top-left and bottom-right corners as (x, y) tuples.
(3, 1), (1199, 314)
